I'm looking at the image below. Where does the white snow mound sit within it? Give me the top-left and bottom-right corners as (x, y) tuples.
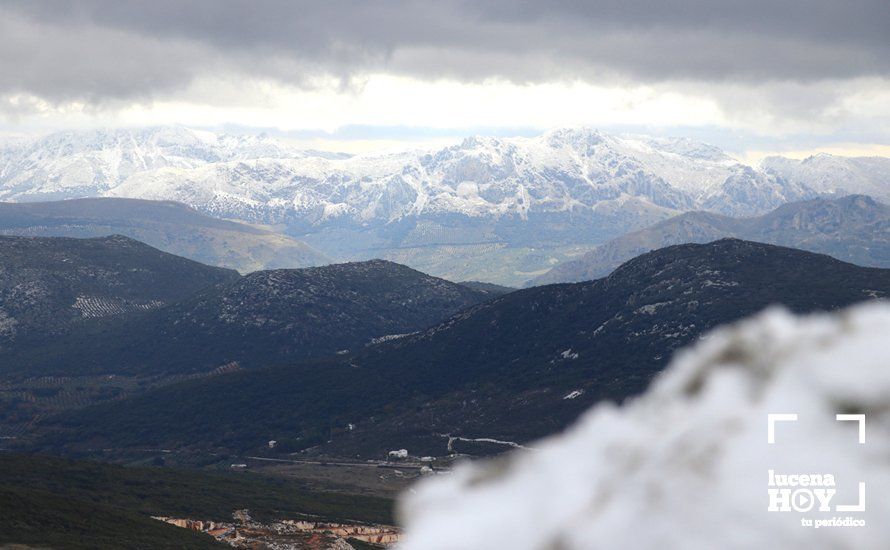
(398, 303), (890, 550)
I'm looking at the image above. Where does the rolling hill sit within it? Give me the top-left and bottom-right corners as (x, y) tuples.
(530, 194), (890, 285)
(1, 259), (492, 378)
(0, 197), (330, 273)
(35, 240), (890, 458)
(0, 234), (238, 350)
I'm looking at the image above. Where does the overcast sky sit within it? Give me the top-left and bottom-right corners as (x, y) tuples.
(1, 0), (889, 159)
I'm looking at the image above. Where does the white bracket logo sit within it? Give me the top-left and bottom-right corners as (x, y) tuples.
(767, 413), (798, 444)
(766, 412), (866, 520)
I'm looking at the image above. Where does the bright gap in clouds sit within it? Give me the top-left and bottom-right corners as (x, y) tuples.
(113, 75), (728, 150)
(4, 73), (890, 160)
(113, 75), (723, 129)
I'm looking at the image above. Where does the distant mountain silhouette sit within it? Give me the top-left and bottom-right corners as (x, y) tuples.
(530, 195), (890, 286)
(0, 197), (329, 273)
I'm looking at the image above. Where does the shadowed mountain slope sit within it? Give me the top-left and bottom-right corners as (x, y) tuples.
(0, 234), (238, 350)
(3, 259), (492, 378)
(36, 240), (890, 457)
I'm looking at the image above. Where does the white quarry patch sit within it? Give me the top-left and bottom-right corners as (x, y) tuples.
(399, 303), (890, 549)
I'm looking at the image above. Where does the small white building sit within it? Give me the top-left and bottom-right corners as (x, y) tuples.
(388, 449), (409, 459)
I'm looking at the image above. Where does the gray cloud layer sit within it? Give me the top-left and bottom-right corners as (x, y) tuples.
(1, 0), (888, 104)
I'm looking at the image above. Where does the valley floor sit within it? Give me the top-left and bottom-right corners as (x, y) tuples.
(0, 452), (399, 549)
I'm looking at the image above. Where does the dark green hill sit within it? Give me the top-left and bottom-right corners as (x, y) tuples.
(3, 260), (491, 378)
(37, 239), (890, 458)
(0, 235), (238, 350)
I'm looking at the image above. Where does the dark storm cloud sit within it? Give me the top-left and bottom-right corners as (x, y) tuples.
(1, 0), (888, 103)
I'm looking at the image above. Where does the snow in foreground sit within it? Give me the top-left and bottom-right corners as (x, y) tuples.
(399, 303), (890, 549)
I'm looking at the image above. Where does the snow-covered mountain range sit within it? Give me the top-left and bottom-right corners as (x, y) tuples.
(1, 126), (887, 284)
(0, 125), (862, 222)
(0, 126), (346, 202)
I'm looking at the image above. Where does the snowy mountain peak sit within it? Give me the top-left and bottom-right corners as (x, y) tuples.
(0, 126), (329, 202)
(17, 125), (313, 163)
(543, 126), (607, 148)
(762, 153), (890, 203)
(639, 135), (734, 162)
